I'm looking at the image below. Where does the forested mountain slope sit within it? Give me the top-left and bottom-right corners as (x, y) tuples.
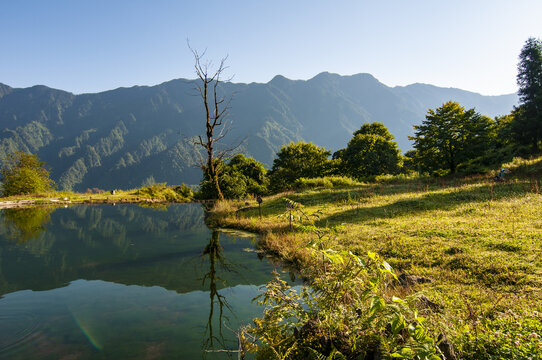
(0, 74), (517, 191)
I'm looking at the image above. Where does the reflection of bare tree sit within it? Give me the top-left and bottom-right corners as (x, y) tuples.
(3, 207), (54, 242)
(201, 230), (235, 355)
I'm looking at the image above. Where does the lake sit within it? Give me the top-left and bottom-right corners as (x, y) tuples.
(0, 204), (289, 359)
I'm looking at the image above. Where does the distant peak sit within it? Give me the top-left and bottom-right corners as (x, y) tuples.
(269, 74), (290, 83)
(310, 71), (339, 81)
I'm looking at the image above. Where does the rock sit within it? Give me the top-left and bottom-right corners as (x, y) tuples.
(437, 333), (457, 360)
(398, 273), (431, 286)
(418, 295), (442, 311)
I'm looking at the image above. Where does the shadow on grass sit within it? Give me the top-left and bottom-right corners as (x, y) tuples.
(256, 183), (468, 218)
(317, 181), (535, 226)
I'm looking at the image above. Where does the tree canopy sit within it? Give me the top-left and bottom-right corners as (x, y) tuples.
(269, 142), (332, 192)
(1, 151), (55, 196)
(409, 101), (493, 174)
(340, 122), (401, 178)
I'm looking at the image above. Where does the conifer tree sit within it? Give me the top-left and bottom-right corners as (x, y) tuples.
(514, 37), (542, 151)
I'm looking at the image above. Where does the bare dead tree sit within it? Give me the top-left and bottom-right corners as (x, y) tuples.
(189, 44), (232, 200)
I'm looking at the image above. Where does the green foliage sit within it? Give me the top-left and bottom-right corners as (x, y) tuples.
(269, 142), (333, 192)
(228, 153), (270, 195)
(244, 250), (440, 359)
(134, 183), (192, 201)
(339, 122), (402, 179)
(198, 154), (269, 199)
(294, 176), (362, 190)
(513, 37), (542, 151)
(409, 101), (494, 174)
(374, 172), (424, 183)
(172, 183), (194, 199)
(353, 121), (395, 141)
(1, 151), (55, 196)
(457, 311), (542, 360)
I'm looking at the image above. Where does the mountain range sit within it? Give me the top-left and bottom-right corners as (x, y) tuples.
(0, 73), (517, 191)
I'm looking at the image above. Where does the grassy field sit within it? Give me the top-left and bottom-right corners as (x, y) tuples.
(210, 157), (542, 358)
(0, 183), (194, 207)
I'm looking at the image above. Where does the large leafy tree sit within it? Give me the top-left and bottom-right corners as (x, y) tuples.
(340, 122), (401, 178)
(269, 142), (332, 192)
(513, 37), (542, 151)
(1, 151), (55, 196)
(409, 101), (493, 174)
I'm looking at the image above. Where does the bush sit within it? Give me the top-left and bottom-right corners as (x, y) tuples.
(244, 250), (441, 359)
(172, 183), (194, 199)
(374, 172), (424, 183)
(294, 177), (333, 189)
(134, 183), (191, 201)
(197, 155), (269, 200)
(294, 176), (361, 190)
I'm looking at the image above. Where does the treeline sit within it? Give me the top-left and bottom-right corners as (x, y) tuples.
(199, 37), (542, 199)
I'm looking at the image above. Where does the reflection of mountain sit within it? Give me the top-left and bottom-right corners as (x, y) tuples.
(0, 204), (273, 296)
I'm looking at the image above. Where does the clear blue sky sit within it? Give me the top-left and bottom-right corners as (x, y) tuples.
(1, 0), (541, 95)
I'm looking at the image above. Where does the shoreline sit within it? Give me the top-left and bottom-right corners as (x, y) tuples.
(0, 197), (214, 209)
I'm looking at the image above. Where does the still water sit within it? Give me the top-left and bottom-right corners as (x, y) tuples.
(0, 204), (286, 359)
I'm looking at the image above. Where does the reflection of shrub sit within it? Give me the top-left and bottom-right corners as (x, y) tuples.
(3, 207), (54, 242)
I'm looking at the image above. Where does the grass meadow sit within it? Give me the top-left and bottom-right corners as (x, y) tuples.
(210, 157), (542, 358)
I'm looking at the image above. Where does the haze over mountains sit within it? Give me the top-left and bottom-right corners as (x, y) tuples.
(0, 73), (517, 191)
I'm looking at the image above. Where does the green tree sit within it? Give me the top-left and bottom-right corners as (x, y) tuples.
(340, 122), (401, 178)
(228, 153), (269, 195)
(269, 142), (332, 192)
(1, 151), (55, 196)
(198, 154), (269, 199)
(409, 101), (493, 174)
(513, 37), (542, 151)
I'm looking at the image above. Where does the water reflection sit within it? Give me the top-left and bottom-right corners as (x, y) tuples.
(3, 207), (54, 243)
(0, 204), (283, 359)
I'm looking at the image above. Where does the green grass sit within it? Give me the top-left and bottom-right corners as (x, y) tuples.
(211, 156), (542, 358)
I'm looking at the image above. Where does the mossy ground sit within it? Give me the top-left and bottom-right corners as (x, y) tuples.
(210, 157), (542, 357)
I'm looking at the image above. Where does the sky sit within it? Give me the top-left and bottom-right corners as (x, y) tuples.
(1, 0), (541, 96)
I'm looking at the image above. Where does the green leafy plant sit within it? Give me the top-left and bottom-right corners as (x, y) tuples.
(244, 249), (441, 359)
(457, 310), (542, 360)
